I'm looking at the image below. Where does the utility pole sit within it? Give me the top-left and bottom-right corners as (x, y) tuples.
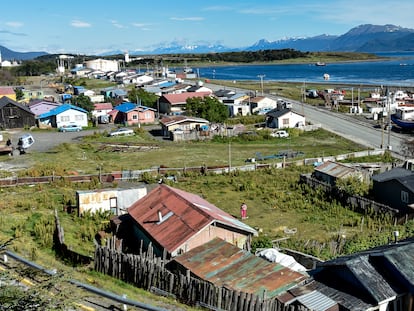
(257, 74), (265, 96)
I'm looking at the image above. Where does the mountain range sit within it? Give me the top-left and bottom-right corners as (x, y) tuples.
(1, 24), (414, 60)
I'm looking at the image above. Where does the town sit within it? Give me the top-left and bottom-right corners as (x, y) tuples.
(1, 50), (414, 311)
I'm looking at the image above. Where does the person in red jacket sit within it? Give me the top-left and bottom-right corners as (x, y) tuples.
(240, 203), (248, 220)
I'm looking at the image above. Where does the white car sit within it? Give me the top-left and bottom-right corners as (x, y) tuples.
(270, 130), (289, 138)
(108, 128), (134, 137)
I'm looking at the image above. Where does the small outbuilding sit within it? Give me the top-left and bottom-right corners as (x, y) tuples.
(0, 96), (36, 129)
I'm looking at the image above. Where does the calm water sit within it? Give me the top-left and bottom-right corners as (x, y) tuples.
(196, 52), (414, 87)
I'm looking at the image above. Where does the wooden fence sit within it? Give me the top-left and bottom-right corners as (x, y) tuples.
(299, 174), (399, 217)
(94, 244), (308, 311)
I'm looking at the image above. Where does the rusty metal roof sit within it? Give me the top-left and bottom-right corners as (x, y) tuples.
(128, 185), (258, 255)
(173, 238), (307, 299)
(314, 161), (359, 179)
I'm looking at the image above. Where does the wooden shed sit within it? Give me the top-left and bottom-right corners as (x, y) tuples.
(0, 96), (36, 129)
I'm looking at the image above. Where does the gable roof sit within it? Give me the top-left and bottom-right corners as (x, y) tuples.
(173, 238), (307, 299)
(160, 92), (211, 105)
(315, 238), (414, 305)
(93, 103), (113, 110)
(128, 185), (258, 254)
(159, 115), (209, 126)
(371, 167), (414, 183)
(37, 104), (87, 119)
(0, 86), (15, 95)
(266, 108), (304, 118)
(314, 160), (361, 179)
(0, 96), (34, 115)
(114, 102), (156, 113)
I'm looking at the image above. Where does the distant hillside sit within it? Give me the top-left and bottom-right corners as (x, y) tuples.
(243, 24), (414, 53)
(0, 45), (48, 61)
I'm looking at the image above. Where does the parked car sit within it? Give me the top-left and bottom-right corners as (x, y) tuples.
(58, 124), (83, 132)
(270, 130), (289, 138)
(108, 128), (134, 137)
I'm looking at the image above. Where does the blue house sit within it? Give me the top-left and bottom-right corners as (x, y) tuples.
(37, 104), (88, 128)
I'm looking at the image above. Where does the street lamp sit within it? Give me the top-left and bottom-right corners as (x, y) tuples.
(257, 74), (265, 96)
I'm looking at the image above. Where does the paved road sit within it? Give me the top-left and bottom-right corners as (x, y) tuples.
(204, 81), (409, 156)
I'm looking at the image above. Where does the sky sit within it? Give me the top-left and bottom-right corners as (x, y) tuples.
(1, 0), (414, 55)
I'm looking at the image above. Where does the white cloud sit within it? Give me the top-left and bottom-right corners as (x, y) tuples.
(132, 23), (152, 30)
(71, 20), (91, 28)
(170, 17), (204, 21)
(6, 21), (23, 28)
(111, 20), (125, 29)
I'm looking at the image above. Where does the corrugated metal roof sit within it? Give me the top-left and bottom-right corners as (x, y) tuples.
(371, 167), (414, 182)
(94, 103), (113, 110)
(159, 115), (209, 126)
(37, 103), (87, 119)
(0, 86), (15, 95)
(295, 290), (337, 311)
(128, 185), (258, 254)
(161, 92), (211, 104)
(314, 160), (359, 179)
(173, 238), (307, 299)
(0, 96), (34, 114)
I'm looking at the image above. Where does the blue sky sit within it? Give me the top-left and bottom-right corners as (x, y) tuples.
(1, 0), (414, 55)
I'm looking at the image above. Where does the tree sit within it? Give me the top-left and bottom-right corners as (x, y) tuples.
(186, 96), (228, 122)
(14, 88), (24, 101)
(74, 94), (94, 112)
(128, 88), (158, 108)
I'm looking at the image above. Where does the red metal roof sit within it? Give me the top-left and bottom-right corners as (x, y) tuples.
(173, 238), (307, 299)
(93, 103), (113, 110)
(128, 185), (257, 254)
(161, 92), (211, 105)
(0, 87), (15, 95)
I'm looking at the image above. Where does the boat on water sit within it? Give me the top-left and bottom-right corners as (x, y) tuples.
(390, 106), (414, 130)
(315, 62), (326, 66)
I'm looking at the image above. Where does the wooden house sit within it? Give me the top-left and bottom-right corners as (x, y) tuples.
(280, 238), (414, 311)
(371, 167), (414, 214)
(0, 86), (16, 101)
(170, 238), (307, 301)
(0, 96), (36, 129)
(313, 160), (369, 186)
(120, 184), (258, 258)
(37, 103), (88, 128)
(266, 108), (305, 129)
(111, 102), (156, 126)
(158, 92), (211, 115)
(159, 115), (210, 138)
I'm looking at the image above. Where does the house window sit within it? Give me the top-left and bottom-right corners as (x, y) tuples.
(109, 197), (117, 215)
(132, 114), (138, 120)
(282, 118), (289, 126)
(145, 112), (151, 119)
(61, 116), (70, 122)
(401, 190), (409, 203)
(75, 115), (84, 121)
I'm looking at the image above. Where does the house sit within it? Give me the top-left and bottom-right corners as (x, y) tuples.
(28, 100), (61, 117)
(313, 160), (369, 186)
(170, 238), (307, 300)
(159, 115), (210, 138)
(186, 83), (213, 93)
(222, 93), (250, 117)
(123, 184), (258, 258)
(371, 167), (414, 214)
(76, 185), (148, 216)
(247, 96), (277, 114)
(37, 104), (88, 128)
(0, 86), (16, 101)
(281, 238), (414, 311)
(21, 89), (44, 102)
(91, 103), (113, 120)
(111, 102), (156, 126)
(158, 92), (211, 115)
(266, 108), (305, 129)
(0, 96), (36, 129)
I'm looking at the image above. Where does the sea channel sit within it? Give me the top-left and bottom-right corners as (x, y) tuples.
(196, 51), (414, 87)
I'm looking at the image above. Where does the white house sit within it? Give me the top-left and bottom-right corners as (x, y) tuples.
(265, 108), (305, 129)
(222, 93), (251, 117)
(76, 186), (148, 216)
(247, 96), (277, 114)
(37, 104), (88, 128)
(91, 103), (113, 119)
